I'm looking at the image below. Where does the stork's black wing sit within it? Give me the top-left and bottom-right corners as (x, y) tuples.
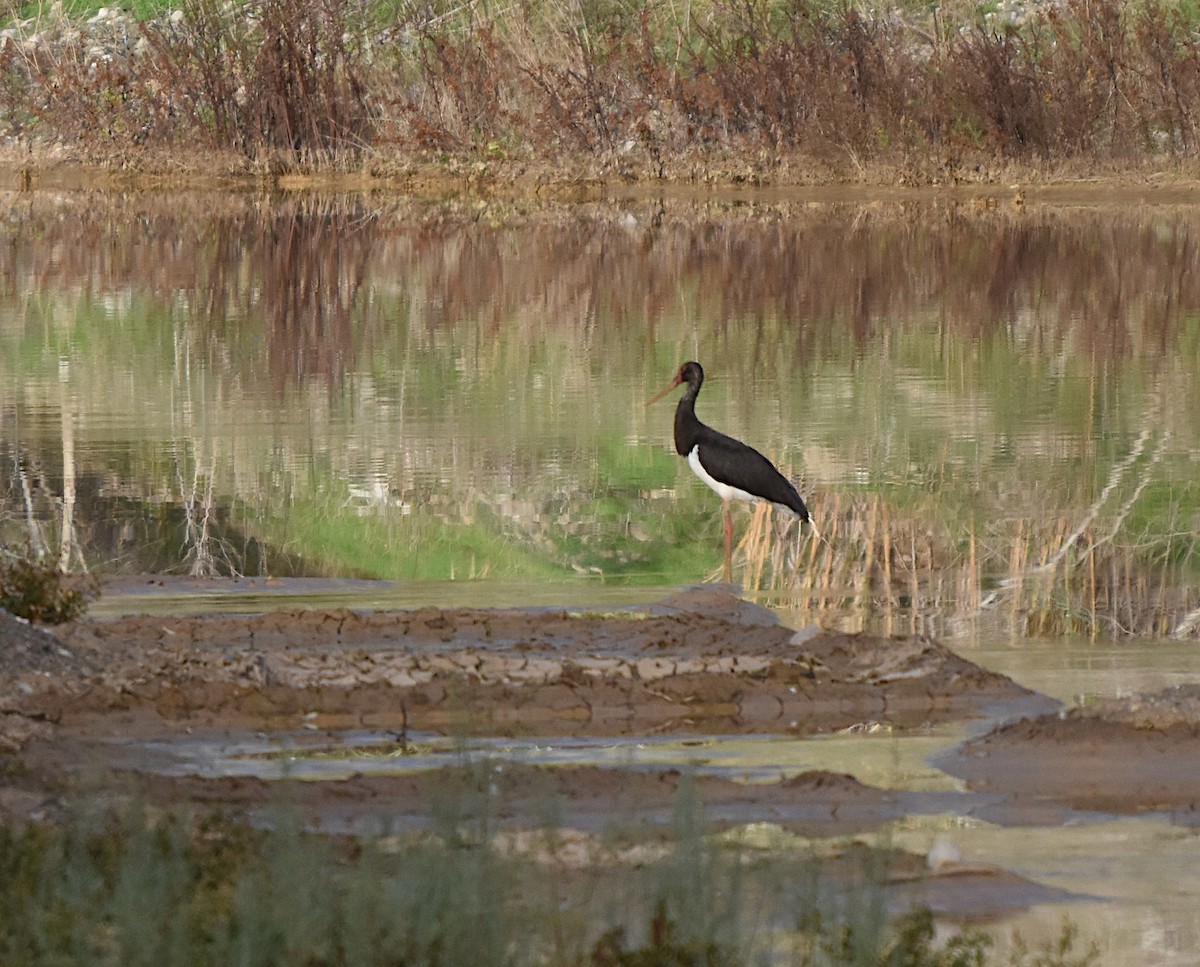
(695, 426), (810, 521)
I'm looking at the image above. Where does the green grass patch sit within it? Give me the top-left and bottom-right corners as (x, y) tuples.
(261, 495), (566, 581)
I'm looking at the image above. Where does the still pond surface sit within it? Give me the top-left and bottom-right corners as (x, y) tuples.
(3, 189), (1199, 635)
(2, 188), (1199, 963)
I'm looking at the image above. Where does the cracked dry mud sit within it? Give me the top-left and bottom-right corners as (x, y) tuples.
(3, 585), (1032, 747)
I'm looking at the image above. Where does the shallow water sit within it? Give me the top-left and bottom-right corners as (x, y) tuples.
(89, 576), (675, 617)
(129, 723), (967, 790)
(887, 816), (1200, 965)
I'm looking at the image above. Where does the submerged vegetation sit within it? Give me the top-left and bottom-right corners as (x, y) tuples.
(4, 0), (1200, 178)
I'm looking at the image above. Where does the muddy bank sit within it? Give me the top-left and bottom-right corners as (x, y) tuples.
(5, 584), (1200, 840)
(4, 585), (1033, 746)
(941, 685), (1200, 821)
(84, 763), (904, 840)
(0, 583), (1030, 836)
(10, 150), (1200, 206)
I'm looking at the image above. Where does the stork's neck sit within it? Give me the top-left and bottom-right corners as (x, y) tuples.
(673, 383), (703, 456)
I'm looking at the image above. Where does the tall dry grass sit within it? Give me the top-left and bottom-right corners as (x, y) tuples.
(735, 494), (1200, 640)
(5, 0), (1200, 171)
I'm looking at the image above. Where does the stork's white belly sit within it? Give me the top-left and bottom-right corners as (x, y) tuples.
(688, 445), (760, 504)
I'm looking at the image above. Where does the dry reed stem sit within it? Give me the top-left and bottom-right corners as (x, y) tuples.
(752, 485), (1197, 640)
(880, 499), (893, 636)
(705, 427), (1187, 638)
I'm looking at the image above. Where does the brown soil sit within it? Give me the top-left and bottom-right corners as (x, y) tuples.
(7, 148), (1200, 207)
(0, 585), (1192, 923)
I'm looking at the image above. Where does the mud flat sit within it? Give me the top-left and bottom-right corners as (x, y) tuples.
(2, 584), (1034, 745)
(0, 583), (1034, 826)
(939, 684), (1200, 823)
(4, 583), (1199, 824)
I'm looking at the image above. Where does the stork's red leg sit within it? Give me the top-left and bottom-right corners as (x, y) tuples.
(723, 501), (733, 582)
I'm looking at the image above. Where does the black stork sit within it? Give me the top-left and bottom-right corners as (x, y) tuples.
(647, 361), (811, 581)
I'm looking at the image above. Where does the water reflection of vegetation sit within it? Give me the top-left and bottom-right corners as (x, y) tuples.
(1, 197), (1198, 637)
